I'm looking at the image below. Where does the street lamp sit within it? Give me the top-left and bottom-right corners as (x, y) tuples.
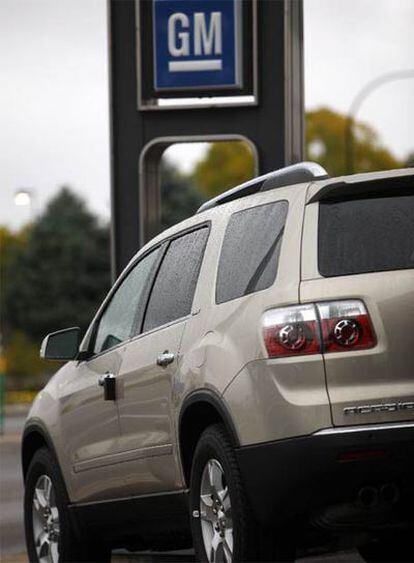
(345, 69), (414, 174)
(14, 189), (36, 219)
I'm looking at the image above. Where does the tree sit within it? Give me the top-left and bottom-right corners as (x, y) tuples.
(191, 110), (402, 198)
(0, 226), (27, 337)
(4, 187), (111, 342)
(404, 152), (414, 168)
(306, 107), (401, 176)
(193, 141), (255, 198)
(161, 161), (206, 231)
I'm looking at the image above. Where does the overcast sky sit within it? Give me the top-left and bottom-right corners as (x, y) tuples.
(1, 0), (413, 230)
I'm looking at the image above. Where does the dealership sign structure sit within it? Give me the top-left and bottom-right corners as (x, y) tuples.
(109, 0), (304, 276)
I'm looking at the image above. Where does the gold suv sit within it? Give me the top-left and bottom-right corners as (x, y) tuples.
(22, 163), (414, 562)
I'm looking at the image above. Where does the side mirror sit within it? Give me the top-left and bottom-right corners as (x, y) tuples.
(40, 327), (81, 361)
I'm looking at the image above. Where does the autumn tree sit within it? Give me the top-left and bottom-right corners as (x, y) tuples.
(193, 141), (255, 198)
(192, 110), (402, 198)
(306, 107), (401, 176)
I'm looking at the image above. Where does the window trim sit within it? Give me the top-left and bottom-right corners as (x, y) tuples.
(215, 200), (289, 305)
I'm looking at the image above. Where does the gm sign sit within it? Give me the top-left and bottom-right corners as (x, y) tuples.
(153, 0), (243, 91)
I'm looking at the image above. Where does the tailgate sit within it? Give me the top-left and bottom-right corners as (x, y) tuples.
(301, 186), (414, 426)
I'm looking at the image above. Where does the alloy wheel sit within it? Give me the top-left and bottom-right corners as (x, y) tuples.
(199, 459), (233, 562)
(32, 474), (60, 563)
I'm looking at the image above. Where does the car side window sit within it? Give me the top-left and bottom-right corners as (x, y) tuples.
(93, 248), (160, 354)
(216, 201), (288, 304)
(143, 227), (209, 333)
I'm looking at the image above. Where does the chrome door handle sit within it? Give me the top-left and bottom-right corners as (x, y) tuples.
(98, 373), (116, 401)
(156, 351), (175, 368)
(98, 372), (115, 386)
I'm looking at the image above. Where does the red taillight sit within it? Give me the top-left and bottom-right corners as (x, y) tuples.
(262, 300), (376, 358)
(263, 304), (321, 358)
(317, 300), (376, 353)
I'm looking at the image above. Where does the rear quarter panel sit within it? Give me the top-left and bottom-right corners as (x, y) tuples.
(176, 185), (331, 446)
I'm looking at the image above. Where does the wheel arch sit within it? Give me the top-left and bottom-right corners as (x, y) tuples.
(22, 422), (57, 480)
(178, 390), (240, 486)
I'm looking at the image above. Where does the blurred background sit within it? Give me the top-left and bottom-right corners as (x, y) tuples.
(0, 0), (413, 441)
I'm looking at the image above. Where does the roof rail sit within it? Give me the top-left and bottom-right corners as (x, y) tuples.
(196, 161), (329, 214)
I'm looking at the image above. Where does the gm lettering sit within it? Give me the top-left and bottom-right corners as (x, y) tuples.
(168, 12), (223, 72)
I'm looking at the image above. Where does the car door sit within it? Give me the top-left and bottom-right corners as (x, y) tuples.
(59, 248), (161, 503)
(116, 226), (210, 495)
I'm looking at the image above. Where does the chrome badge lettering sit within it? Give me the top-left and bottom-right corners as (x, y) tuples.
(344, 401), (414, 416)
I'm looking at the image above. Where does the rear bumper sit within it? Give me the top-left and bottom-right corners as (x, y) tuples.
(236, 422), (414, 527)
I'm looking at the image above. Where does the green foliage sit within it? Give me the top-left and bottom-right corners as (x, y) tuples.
(4, 330), (49, 378)
(0, 226), (27, 333)
(161, 161), (206, 231)
(193, 142), (255, 198)
(306, 107), (401, 176)
(3, 187), (111, 344)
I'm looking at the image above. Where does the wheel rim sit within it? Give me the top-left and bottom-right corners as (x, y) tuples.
(32, 475), (60, 563)
(199, 459), (233, 563)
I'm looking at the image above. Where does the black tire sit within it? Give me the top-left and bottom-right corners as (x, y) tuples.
(189, 424), (294, 562)
(24, 447), (111, 563)
(359, 533), (413, 562)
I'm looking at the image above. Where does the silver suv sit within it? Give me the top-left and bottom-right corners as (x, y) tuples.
(23, 163), (414, 562)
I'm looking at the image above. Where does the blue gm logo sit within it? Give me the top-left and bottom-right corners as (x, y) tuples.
(153, 0), (243, 91)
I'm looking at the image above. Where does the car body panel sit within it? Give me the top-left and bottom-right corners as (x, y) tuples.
(60, 349), (126, 502)
(223, 356), (332, 445)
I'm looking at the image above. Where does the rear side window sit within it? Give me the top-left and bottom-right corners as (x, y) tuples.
(216, 201), (288, 304)
(143, 227), (209, 332)
(319, 193), (414, 277)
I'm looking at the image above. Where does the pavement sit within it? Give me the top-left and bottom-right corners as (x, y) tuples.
(0, 411), (26, 559)
(0, 409), (363, 563)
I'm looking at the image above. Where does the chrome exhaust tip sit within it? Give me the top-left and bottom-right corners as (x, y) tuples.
(358, 486), (379, 508)
(380, 483), (399, 505)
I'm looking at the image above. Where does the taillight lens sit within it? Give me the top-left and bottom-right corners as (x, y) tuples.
(316, 300), (376, 353)
(262, 300), (376, 358)
(263, 304), (321, 358)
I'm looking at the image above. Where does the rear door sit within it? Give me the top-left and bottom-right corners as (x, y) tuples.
(116, 226), (210, 495)
(301, 185), (414, 426)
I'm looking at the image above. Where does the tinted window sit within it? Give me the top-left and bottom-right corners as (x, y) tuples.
(143, 227), (209, 332)
(216, 201), (288, 304)
(319, 194), (414, 277)
(94, 249), (160, 353)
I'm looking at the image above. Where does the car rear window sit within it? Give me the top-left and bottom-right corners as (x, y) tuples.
(216, 201), (288, 304)
(318, 193), (414, 277)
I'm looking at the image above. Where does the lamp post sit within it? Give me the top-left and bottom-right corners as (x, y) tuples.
(345, 69), (414, 174)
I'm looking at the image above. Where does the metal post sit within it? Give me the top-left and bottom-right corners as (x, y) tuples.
(345, 69), (414, 174)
